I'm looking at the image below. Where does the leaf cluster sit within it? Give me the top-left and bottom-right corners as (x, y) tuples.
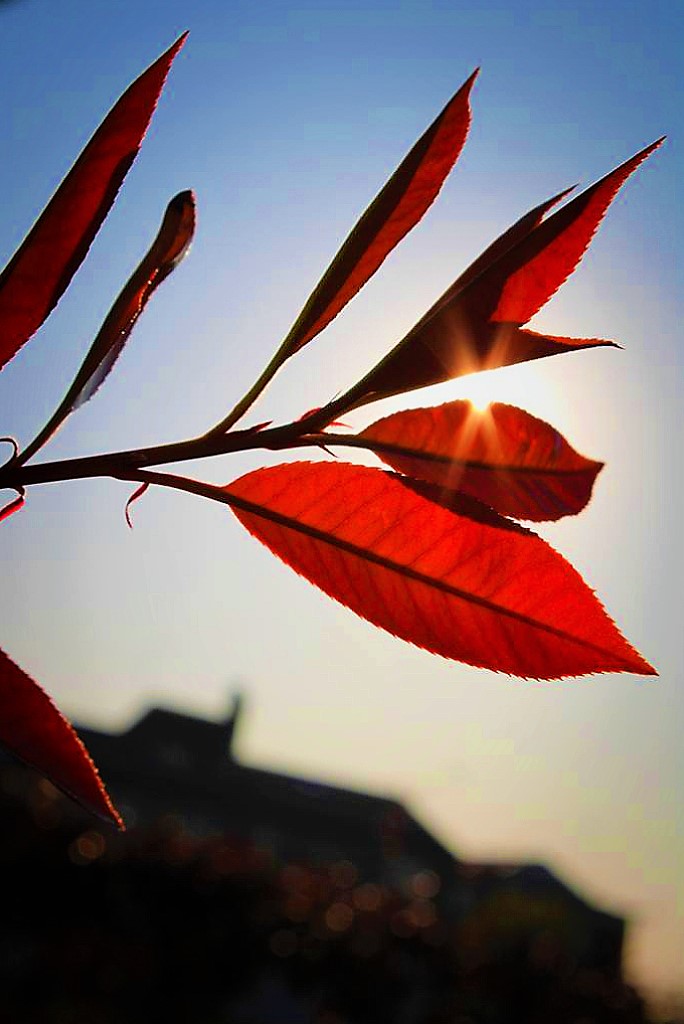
(0, 35), (660, 826)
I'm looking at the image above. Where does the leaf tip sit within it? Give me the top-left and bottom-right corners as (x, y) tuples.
(124, 482), (149, 529)
(548, 183), (578, 210)
(624, 651), (658, 677)
(0, 647), (125, 829)
(173, 187), (196, 205)
(456, 67), (480, 108)
(0, 436), (19, 462)
(144, 32), (189, 88)
(57, 728), (126, 829)
(171, 29), (190, 52)
(81, 749), (125, 830)
(619, 136), (665, 180)
(0, 489), (25, 525)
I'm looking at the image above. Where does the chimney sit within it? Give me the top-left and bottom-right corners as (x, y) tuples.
(224, 692), (244, 757)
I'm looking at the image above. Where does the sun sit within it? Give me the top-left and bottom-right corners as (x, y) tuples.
(446, 361), (563, 421)
(457, 371), (499, 412)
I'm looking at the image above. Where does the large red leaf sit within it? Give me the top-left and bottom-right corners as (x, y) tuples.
(339, 140), (661, 411)
(359, 401), (603, 521)
(214, 462), (654, 679)
(18, 190), (196, 465)
(0, 32), (187, 372)
(0, 647), (122, 827)
(281, 71), (478, 357)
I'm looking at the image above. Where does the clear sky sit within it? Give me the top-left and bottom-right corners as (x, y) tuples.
(0, 0), (681, 999)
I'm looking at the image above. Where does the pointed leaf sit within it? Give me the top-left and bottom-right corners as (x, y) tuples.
(489, 139), (664, 324)
(0, 490), (25, 524)
(0, 32), (187, 372)
(360, 401), (603, 521)
(214, 462), (654, 679)
(0, 647), (122, 827)
(410, 185), (575, 335)
(18, 191), (196, 464)
(352, 321), (615, 406)
(281, 71), (478, 357)
(341, 141), (661, 411)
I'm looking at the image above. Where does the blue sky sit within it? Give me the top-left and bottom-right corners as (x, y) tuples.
(0, 0), (681, 998)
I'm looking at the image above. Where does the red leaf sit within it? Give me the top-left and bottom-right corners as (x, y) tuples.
(489, 139), (664, 324)
(282, 71), (478, 356)
(18, 191), (196, 464)
(74, 190), (195, 409)
(410, 185), (575, 334)
(219, 462), (654, 679)
(125, 482), (149, 529)
(360, 401), (603, 521)
(0, 32), (187, 372)
(351, 321), (614, 405)
(0, 647), (122, 827)
(0, 491), (25, 524)
(340, 141), (661, 411)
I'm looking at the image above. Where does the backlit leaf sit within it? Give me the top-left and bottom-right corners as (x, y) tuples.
(489, 139), (664, 324)
(0, 490), (24, 523)
(0, 32), (187, 372)
(18, 191), (196, 463)
(218, 462), (654, 679)
(281, 71), (478, 357)
(125, 482), (149, 529)
(0, 647), (122, 827)
(349, 322), (614, 407)
(360, 401), (603, 521)
(410, 185), (575, 334)
(340, 140), (661, 411)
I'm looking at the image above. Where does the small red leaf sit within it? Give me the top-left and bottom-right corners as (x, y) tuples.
(18, 191), (196, 465)
(125, 482), (150, 529)
(0, 647), (122, 827)
(219, 461), (654, 679)
(360, 401), (603, 521)
(0, 32), (187, 372)
(282, 71), (478, 356)
(73, 190), (195, 411)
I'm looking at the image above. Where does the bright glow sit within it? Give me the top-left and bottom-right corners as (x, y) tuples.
(449, 362), (561, 422)
(459, 374), (494, 412)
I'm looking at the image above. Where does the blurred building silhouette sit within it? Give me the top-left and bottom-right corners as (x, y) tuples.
(77, 697), (624, 974)
(0, 697), (646, 1023)
(78, 696), (455, 895)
